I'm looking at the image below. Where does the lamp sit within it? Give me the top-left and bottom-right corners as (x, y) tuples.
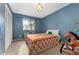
(36, 3), (44, 11)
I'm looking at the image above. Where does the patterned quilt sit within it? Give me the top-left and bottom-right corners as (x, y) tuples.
(25, 33), (60, 54)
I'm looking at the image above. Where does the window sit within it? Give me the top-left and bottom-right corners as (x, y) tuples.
(23, 18), (35, 33)
(23, 19), (31, 31)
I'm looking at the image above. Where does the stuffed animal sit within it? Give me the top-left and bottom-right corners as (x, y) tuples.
(60, 31), (79, 54)
(65, 32), (79, 50)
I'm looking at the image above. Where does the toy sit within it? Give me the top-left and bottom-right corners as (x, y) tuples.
(60, 31), (79, 54)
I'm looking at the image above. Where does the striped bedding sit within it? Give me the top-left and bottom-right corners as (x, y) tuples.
(25, 33), (60, 54)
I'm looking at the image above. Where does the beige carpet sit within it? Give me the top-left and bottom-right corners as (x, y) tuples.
(5, 40), (67, 55)
(5, 40), (29, 55)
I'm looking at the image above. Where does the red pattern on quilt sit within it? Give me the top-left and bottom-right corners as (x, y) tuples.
(25, 34), (59, 54)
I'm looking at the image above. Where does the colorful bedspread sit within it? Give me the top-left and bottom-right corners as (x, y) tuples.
(25, 33), (60, 54)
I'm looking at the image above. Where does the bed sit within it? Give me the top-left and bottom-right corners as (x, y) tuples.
(25, 33), (60, 54)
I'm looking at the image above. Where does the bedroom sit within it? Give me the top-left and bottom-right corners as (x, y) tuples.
(0, 3), (79, 55)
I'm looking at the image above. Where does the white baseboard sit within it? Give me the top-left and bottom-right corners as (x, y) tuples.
(13, 38), (24, 42)
(3, 52), (5, 55)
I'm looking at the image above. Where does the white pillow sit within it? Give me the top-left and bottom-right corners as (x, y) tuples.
(46, 29), (59, 35)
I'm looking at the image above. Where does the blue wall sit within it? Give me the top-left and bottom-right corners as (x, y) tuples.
(13, 13), (41, 39)
(13, 3), (79, 41)
(41, 3), (79, 41)
(0, 4), (5, 54)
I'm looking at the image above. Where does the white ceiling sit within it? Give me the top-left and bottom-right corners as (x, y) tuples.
(9, 3), (70, 18)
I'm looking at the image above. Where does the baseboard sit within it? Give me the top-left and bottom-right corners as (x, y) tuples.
(13, 38), (24, 42)
(3, 52), (5, 55)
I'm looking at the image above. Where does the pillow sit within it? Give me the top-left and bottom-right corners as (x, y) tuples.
(52, 30), (59, 35)
(48, 31), (52, 34)
(46, 29), (59, 35)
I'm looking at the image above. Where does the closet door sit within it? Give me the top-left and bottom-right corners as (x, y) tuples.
(5, 4), (12, 51)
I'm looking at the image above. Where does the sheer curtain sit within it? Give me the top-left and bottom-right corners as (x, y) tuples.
(23, 18), (35, 35)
